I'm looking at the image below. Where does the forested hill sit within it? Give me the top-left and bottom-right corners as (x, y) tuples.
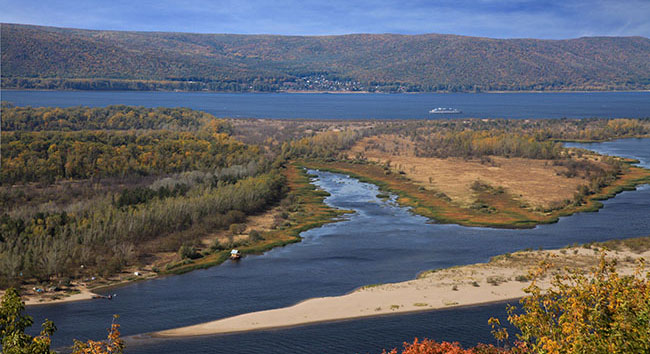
(2, 23), (650, 92)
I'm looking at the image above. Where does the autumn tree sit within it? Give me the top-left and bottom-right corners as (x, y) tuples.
(71, 315), (124, 354)
(492, 252), (650, 353)
(383, 338), (505, 354)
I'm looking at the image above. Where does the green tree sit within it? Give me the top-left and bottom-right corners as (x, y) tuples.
(0, 288), (56, 354)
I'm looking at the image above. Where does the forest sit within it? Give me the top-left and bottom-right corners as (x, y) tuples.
(3, 23), (650, 92)
(0, 105), (281, 287)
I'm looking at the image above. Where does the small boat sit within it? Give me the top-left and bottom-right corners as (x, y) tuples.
(230, 249), (241, 260)
(92, 294), (115, 300)
(429, 107), (462, 114)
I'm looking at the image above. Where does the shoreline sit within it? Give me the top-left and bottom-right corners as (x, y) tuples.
(12, 273), (158, 306)
(149, 298), (521, 339)
(154, 243), (650, 337)
(23, 288), (97, 306)
(3, 87), (650, 94)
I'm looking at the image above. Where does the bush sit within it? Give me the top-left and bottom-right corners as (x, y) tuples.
(229, 223), (247, 235)
(178, 244), (200, 259)
(249, 230), (263, 242)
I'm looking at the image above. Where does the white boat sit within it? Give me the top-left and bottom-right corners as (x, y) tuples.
(429, 107), (461, 114)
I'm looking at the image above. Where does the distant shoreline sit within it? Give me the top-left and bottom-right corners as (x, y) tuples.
(3, 87), (650, 94)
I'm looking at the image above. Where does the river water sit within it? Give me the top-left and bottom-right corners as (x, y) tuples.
(3, 90), (650, 119)
(24, 138), (650, 353)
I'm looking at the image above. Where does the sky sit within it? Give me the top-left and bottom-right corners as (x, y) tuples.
(1, 0), (649, 39)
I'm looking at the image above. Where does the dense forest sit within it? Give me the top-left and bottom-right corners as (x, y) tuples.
(0, 105), (282, 287)
(2, 23), (650, 92)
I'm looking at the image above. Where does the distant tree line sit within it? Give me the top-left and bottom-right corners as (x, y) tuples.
(1, 103), (225, 131)
(413, 130), (563, 160)
(1, 129), (260, 184)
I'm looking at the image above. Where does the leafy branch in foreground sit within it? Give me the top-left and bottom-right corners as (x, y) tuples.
(72, 315), (124, 354)
(0, 288), (124, 354)
(0, 288), (56, 354)
(386, 251), (649, 353)
(492, 251), (650, 353)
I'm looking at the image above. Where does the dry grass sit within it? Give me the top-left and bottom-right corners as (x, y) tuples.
(303, 153), (650, 229)
(349, 135), (586, 208)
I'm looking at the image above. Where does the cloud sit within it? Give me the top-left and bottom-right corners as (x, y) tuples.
(0, 0), (648, 38)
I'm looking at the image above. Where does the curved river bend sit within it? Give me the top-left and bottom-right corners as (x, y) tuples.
(27, 139), (650, 353)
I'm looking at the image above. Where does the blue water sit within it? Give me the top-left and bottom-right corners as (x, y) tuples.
(3, 90), (650, 119)
(25, 138), (650, 353)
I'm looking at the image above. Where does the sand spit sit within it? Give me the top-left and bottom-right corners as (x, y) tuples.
(156, 246), (649, 337)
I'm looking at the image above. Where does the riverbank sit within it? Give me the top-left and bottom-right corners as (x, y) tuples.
(15, 287), (96, 306)
(160, 163), (351, 275)
(155, 236), (650, 337)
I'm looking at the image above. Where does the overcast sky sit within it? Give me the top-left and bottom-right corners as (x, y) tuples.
(1, 0), (649, 39)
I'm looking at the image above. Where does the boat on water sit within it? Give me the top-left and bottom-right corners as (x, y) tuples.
(429, 107), (462, 114)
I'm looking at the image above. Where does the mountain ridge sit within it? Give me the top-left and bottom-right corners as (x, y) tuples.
(2, 23), (650, 92)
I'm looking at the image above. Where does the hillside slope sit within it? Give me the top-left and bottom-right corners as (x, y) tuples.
(2, 23), (649, 92)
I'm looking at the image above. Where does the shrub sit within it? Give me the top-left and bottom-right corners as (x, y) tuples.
(248, 229), (263, 242)
(229, 223), (247, 235)
(178, 244), (200, 259)
(514, 275), (529, 282)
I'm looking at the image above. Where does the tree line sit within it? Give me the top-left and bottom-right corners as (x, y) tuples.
(1, 103), (223, 131)
(1, 129), (261, 184)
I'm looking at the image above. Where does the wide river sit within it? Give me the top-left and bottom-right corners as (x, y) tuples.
(3, 90), (650, 119)
(25, 138), (650, 353)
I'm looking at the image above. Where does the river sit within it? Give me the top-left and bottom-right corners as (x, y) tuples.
(3, 90), (650, 120)
(24, 138), (650, 353)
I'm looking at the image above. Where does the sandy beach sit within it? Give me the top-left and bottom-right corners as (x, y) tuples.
(156, 246), (649, 337)
(0, 286), (97, 306)
(0, 269), (159, 306)
(24, 288), (97, 305)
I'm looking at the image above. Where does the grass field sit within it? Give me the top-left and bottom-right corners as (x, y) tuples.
(349, 135), (596, 209)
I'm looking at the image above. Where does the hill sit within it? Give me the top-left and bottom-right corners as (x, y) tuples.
(2, 23), (650, 92)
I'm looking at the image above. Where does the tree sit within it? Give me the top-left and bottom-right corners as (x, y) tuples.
(0, 288), (56, 354)
(0, 289), (124, 354)
(382, 338), (504, 354)
(492, 252), (650, 353)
